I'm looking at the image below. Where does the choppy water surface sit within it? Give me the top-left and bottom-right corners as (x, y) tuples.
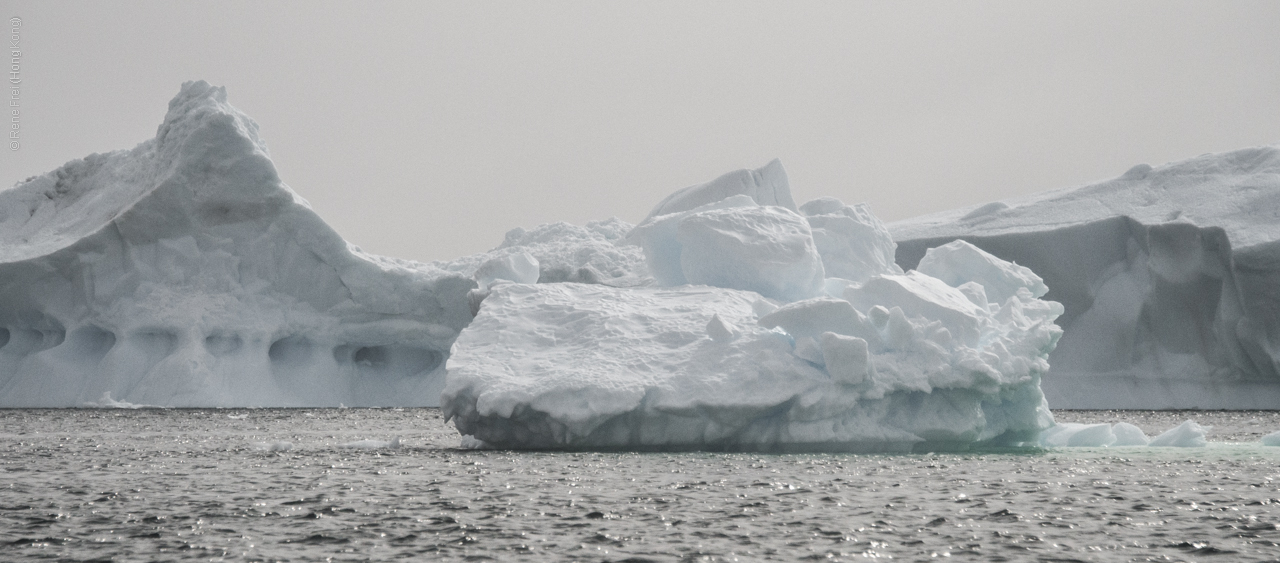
(2, 409), (1279, 562)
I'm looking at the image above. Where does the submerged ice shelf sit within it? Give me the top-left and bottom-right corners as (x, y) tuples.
(892, 148), (1280, 409)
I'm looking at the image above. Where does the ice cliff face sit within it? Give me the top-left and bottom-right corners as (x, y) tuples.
(444, 164), (1063, 452)
(0, 81), (475, 407)
(892, 147), (1280, 409)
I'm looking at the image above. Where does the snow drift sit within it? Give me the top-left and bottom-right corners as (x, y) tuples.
(892, 147), (1280, 409)
(0, 81), (476, 407)
(444, 165), (1064, 452)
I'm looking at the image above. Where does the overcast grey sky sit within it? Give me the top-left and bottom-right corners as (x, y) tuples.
(4, 1), (1279, 262)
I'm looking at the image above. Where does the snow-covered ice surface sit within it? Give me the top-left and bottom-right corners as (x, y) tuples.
(643, 158), (795, 220)
(892, 146), (1280, 409)
(0, 82), (476, 407)
(445, 165), (1066, 452)
(436, 217), (649, 288)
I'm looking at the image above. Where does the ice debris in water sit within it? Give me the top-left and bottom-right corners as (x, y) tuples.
(1261, 430), (1280, 446)
(83, 392), (156, 409)
(1112, 422), (1150, 446)
(1039, 420), (1204, 448)
(251, 441), (293, 452)
(340, 436), (402, 450)
(1148, 420), (1208, 447)
(458, 435), (490, 450)
(1040, 423), (1117, 448)
(443, 162), (1065, 452)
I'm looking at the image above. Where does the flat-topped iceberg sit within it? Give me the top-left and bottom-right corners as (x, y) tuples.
(892, 147), (1280, 409)
(444, 166), (1064, 452)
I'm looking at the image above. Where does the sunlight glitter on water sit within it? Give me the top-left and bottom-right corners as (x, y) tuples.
(1, 409), (1278, 562)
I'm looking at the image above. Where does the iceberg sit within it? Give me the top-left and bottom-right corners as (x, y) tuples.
(0, 82), (475, 407)
(339, 436), (402, 450)
(1038, 421), (1151, 447)
(1037, 419), (1213, 448)
(892, 147), (1280, 409)
(1111, 422), (1150, 446)
(444, 166), (1065, 452)
(251, 441), (293, 452)
(1261, 430), (1280, 446)
(1039, 423), (1117, 448)
(1147, 420), (1208, 447)
(82, 391), (156, 409)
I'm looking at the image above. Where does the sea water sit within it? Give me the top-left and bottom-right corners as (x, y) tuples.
(2, 409), (1278, 562)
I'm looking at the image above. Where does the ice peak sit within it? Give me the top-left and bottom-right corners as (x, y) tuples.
(168, 80), (228, 113)
(155, 80), (271, 163)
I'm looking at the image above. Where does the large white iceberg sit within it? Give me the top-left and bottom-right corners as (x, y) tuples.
(444, 167), (1065, 451)
(892, 147), (1280, 409)
(0, 82), (475, 407)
